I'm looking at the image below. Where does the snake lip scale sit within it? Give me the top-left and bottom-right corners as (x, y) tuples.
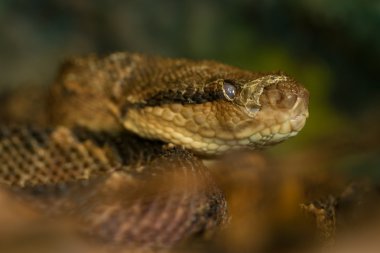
(0, 52), (309, 249)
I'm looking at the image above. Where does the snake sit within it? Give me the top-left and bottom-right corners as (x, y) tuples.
(0, 52), (309, 250)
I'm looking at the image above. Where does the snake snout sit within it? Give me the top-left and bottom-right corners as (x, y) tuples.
(264, 81), (309, 111)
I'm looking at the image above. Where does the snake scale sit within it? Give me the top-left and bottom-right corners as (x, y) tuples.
(0, 52), (309, 250)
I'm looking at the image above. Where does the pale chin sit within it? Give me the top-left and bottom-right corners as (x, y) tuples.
(248, 113), (308, 147)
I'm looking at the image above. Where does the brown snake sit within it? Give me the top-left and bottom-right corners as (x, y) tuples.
(0, 52), (309, 249)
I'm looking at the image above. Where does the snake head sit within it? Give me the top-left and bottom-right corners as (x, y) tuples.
(123, 72), (308, 155)
(119, 56), (309, 155)
(214, 74), (309, 151)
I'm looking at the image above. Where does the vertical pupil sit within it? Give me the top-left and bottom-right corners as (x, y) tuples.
(223, 82), (236, 100)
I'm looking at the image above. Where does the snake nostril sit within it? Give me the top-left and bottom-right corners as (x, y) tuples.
(279, 92), (298, 109)
(266, 88), (298, 109)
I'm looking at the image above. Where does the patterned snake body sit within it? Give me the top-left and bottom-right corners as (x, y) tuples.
(0, 53), (309, 249)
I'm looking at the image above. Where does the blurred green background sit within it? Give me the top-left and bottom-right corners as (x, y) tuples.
(0, 0), (379, 160)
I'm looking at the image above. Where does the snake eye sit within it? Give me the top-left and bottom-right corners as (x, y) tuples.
(223, 80), (237, 100)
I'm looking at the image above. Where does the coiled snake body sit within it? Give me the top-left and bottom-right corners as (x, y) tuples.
(0, 53), (309, 249)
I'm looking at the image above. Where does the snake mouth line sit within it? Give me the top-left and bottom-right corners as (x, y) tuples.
(184, 112), (308, 155)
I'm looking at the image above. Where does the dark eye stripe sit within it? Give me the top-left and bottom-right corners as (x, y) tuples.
(223, 81), (237, 100)
(131, 82), (225, 107)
